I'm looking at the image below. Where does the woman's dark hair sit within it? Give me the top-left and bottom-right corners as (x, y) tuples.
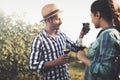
(91, 0), (120, 32)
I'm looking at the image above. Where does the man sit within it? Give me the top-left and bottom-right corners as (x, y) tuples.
(28, 3), (84, 80)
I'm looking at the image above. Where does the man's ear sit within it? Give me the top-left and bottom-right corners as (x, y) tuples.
(46, 18), (52, 23)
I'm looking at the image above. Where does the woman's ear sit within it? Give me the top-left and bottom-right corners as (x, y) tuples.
(94, 11), (101, 19)
(95, 12), (100, 17)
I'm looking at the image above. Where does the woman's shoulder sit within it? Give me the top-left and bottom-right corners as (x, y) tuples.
(101, 28), (120, 41)
(102, 27), (119, 35)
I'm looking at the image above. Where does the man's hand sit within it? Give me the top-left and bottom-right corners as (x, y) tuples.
(44, 54), (69, 69)
(55, 55), (69, 65)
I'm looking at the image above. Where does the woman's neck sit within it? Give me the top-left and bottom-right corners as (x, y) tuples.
(100, 20), (113, 29)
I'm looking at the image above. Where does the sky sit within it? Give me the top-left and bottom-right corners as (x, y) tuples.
(0, 0), (119, 47)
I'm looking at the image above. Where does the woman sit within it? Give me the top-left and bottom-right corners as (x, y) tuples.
(77, 0), (120, 80)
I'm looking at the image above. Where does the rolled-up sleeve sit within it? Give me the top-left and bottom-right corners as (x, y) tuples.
(89, 59), (117, 77)
(29, 36), (45, 73)
(89, 61), (101, 74)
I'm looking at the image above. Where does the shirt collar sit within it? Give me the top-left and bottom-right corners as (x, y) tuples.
(101, 26), (113, 31)
(97, 26), (113, 38)
(42, 28), (61, 36)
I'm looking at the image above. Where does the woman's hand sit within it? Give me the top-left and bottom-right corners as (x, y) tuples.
(77, 50), (86, 61)
(77, 50), (90, 66)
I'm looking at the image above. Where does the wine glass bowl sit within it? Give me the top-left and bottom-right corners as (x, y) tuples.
(64, 50), (70, 54)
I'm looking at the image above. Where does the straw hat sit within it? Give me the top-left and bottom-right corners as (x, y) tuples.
(40, 4), (62, 22)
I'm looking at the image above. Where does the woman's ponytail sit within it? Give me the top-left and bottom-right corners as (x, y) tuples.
(107, 0), (120, 32)
(113, 6), (120, 32)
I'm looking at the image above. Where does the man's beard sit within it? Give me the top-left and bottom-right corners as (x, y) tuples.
(53, 23), (61, 30)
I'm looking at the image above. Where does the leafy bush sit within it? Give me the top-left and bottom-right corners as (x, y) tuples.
(0, 12), (42, 80)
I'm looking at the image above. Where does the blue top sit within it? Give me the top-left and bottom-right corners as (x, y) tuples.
(84, 27), (120, 80)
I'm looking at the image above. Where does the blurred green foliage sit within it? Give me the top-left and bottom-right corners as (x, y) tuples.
(0, 10), (43, 80)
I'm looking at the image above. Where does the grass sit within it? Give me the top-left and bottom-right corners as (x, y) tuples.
(67, 51), (85, 80)
(69, 62), (85, 80)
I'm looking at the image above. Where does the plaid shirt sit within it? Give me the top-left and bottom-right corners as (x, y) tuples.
(85, 27), (120, 80)
(29, 29), (78, 80)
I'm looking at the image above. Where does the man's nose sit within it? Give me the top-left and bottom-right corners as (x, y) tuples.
(59, 19), (62, 24)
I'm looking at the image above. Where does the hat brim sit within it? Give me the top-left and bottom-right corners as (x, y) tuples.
(40, 10), (62, 22)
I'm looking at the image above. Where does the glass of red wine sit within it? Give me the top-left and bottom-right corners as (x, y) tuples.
(64, 50), (70, 54)
(63, 44), (70, 54)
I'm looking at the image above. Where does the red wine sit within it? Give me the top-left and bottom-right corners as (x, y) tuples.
(64, 50), (70, 54)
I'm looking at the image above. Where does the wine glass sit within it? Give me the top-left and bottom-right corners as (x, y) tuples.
(63, 44), (70, 54)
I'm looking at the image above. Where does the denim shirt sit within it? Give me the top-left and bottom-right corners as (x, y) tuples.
(84, 27), (120, 80)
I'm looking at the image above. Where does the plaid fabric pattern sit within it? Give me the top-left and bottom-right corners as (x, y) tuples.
(29, 29), (78, 80)
(84, 27), (120, 80)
